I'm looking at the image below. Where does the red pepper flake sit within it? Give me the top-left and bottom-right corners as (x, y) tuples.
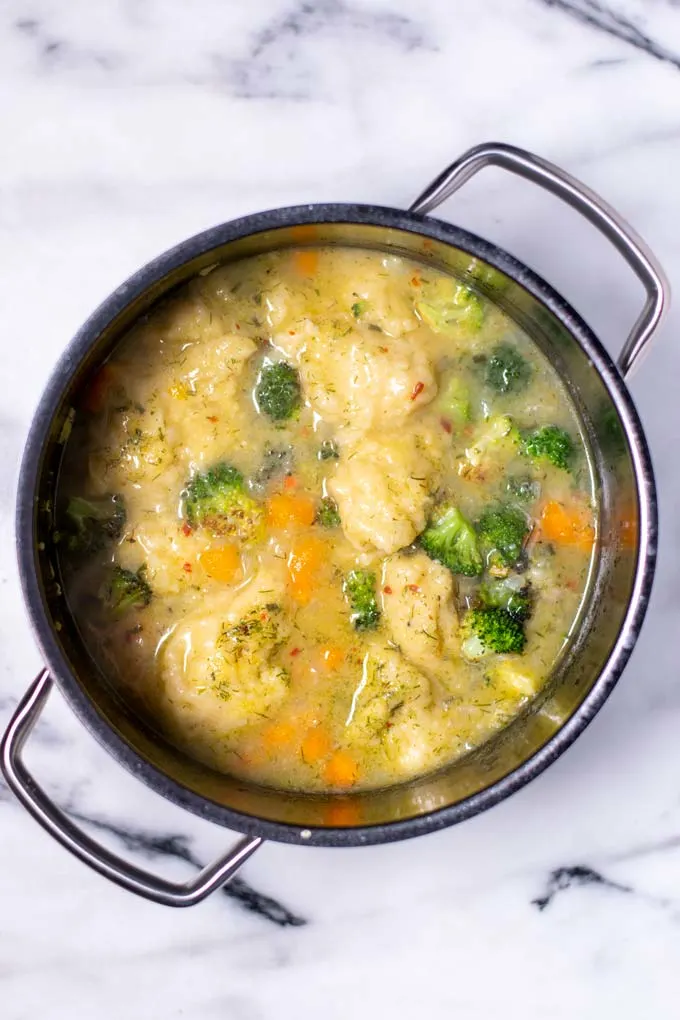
(182, 522), (192, 536)
(440, 417), (452, 434)
(407, 584), (420, 593)
(379, 345), (389, 354)
(288, 329), (297, 336)
(260, 611), (269, 621)
(290, 647), (301, 657)
(235, 323), (241, 330)
(410, 381), (425, 401)
(183, 562), (192, 573)
(410, 275), (421, 287)
(383, 585), (393, 595)
(207, 415), (218, 423)
(283, 474), (297, 491)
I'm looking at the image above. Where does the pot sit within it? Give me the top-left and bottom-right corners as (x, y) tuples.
(1, 143), (669, 907)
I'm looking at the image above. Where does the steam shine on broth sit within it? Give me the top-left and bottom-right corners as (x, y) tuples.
(58, 247), (596, 793)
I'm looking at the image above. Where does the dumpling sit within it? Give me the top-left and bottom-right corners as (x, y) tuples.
(381, 550), (459, 676)
(159, 566), (291, 738)
(344, 642), (437, 778)
(328, 431), (440, 555)
(273, 320), (435, 430)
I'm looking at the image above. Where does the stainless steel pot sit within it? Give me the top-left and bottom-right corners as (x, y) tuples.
(1, 143), (669, 907)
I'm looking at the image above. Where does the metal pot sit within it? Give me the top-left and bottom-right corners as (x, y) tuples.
(1, 143), (669, 907)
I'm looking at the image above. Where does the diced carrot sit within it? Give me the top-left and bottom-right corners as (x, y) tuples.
(200, 545), (241, 583)
(540, 501), (595, 553)
(287, 535), (326, 604)
(301, 726), (332, 763)
(324, 800), (363, 827)
(323, 751), (359, 787)
(262, 721), (296, 750)
(82, 364), (116, 413)
(293, 249), (319, 276)
(267, 492), (316, 529)
(318, 644), (345, 672)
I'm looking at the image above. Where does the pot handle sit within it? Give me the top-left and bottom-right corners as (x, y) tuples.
(0, 670), (262, 907)
(409, 141), (670, 379)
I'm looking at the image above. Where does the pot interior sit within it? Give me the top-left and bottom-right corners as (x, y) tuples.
(24, 214), (653, 840)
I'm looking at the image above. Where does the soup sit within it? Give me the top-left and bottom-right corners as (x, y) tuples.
(57, 247), (596, 793)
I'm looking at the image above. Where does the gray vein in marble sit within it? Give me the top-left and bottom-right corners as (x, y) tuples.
(68, 809), (307, 926)
(533, 864), (632, 910)
(216, 0), (434, 100)
(534, 858), (680, 918)
(537, 0), (680, 69)
(14, 15), (123, 73)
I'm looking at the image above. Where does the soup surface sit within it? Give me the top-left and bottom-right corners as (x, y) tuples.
(58, 247), (596, 793)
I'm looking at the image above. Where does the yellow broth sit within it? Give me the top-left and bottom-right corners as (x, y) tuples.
(57, 247), (597, 793)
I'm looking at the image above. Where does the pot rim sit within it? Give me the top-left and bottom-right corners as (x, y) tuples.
(16, 202), (657, 847)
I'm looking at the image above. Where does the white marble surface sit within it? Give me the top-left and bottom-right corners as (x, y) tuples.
(2, 1), (680, 1016)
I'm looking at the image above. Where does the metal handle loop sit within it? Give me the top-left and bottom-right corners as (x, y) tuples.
(0, 670), (262, 907)
(409, 142), (670, 379)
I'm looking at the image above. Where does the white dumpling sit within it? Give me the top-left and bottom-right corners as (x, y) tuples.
(381, 550), (459, 676)
(273, 320), (435, 431)
(159, 566), (291, 737)
(328, 431), (440, 555)
(344, 642), (436, 778)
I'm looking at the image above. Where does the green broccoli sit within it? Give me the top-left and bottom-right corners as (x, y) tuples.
(255, 360), (302, 421)
(505, 475), (541, 504)
(420, 504), (483, 577)
(476, 504), (530, 570)
(461, 606), (526, 659)
(483, 343), (532, 394)
(522, 425), (574, 471)
(318, 439), (339, 461)
(316, 497), (341, 529)
(182, 463), (263, 539)
(102, 565), (152, 617)
(416, 278), (484, 335)
(62, 494), (126, 555)
(434, 372), (471, 427)
(343, 570), (380, 630)
(479, 575), (532, 621)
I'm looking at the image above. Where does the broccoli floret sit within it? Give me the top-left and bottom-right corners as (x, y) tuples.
(522, 425), (574, 471)
(434, 372), (471, 427)
(479, 575), (532, 621)
(255, 360), (302, 421)
(484, 343), (532, 394)
(461, 607), (526, 659)
(476, 504), (530, 570)
(318, 439), (339, 461)
(316, 497), (341, 529)
(183, 463), (263, 539)
(62, 494), (126, 555)
(102, 565), (152, 617)
(343, 570), (380, 630)
(416, 278), (484, 335)
(420, 504), (483, 577)
(506, 475), (541, 504)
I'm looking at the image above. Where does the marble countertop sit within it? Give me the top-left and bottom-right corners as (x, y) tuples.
(2, 1), (680, 1017)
